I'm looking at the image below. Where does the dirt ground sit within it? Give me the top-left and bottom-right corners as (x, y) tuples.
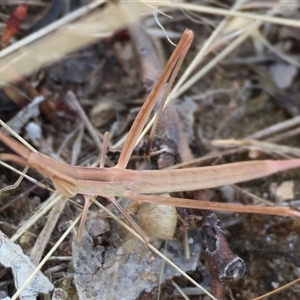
(1, 1), (300, 300)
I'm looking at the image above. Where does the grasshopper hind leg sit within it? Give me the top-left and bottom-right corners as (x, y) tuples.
(107, 195), (150, 262)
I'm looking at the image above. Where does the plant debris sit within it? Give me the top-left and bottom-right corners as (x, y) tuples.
(1, 1), (300, 299)
(0, 230), (53, 299)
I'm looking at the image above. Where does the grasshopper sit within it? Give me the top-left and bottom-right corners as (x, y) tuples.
(1, 29), (300, 241)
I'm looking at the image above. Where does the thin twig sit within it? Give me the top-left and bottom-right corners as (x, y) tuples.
(152, 1), (300, 28)
(247, 115), (300, 140)
(66, 91), (103, 151)
(10, 193), (62, 242)
(0, 184), (39, 213)
(171, 280), (190, 300)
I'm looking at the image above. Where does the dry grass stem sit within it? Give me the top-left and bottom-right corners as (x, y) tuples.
(66, 91), (103, 151)
(0, 0), (105, 59)
(11, 193), (62, 242)
(152, 1), (300, 28)
(211, 139), (300, 157)
(252, 277), (300, 300)
(247, 115), (300, 139)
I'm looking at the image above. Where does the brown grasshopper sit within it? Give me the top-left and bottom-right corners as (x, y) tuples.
(1, 29), (300, 242)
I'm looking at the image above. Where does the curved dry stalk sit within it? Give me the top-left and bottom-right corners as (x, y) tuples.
(0, 160), (51, 193)
(0, 165), (30, 194)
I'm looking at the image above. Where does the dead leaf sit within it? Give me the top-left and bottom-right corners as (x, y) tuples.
(73, 219), (201, 300)
(269, 63), (298, 89)
(0, 230), (53, 299)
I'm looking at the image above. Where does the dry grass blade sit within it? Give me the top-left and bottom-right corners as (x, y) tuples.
(212, 139), (300, 157)
(29, 199), (67, 266)
(252, 277), (300, 300)
(0, 1), (153, 85)
(149, 1), (300, 28)
(66, 91), (103, 151)
(0, 1), (104, 59)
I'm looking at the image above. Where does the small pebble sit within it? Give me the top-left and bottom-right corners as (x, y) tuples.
(271, 281), (279, 289)
(275, 181), (294, 202)
(25, 122), (41, 140)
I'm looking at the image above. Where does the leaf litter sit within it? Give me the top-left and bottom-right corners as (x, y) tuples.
(1, 1), (300, 300)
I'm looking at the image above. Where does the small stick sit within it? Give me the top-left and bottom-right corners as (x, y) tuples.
(30, 198), (67, 265)
(100, 132), (110, 168)
(0, 184), (38, 213)
(66, 91), (103, 151)
(246, 115), (300, 140)
(211, 139), (300, 157)
(267, 126), (300, 143)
